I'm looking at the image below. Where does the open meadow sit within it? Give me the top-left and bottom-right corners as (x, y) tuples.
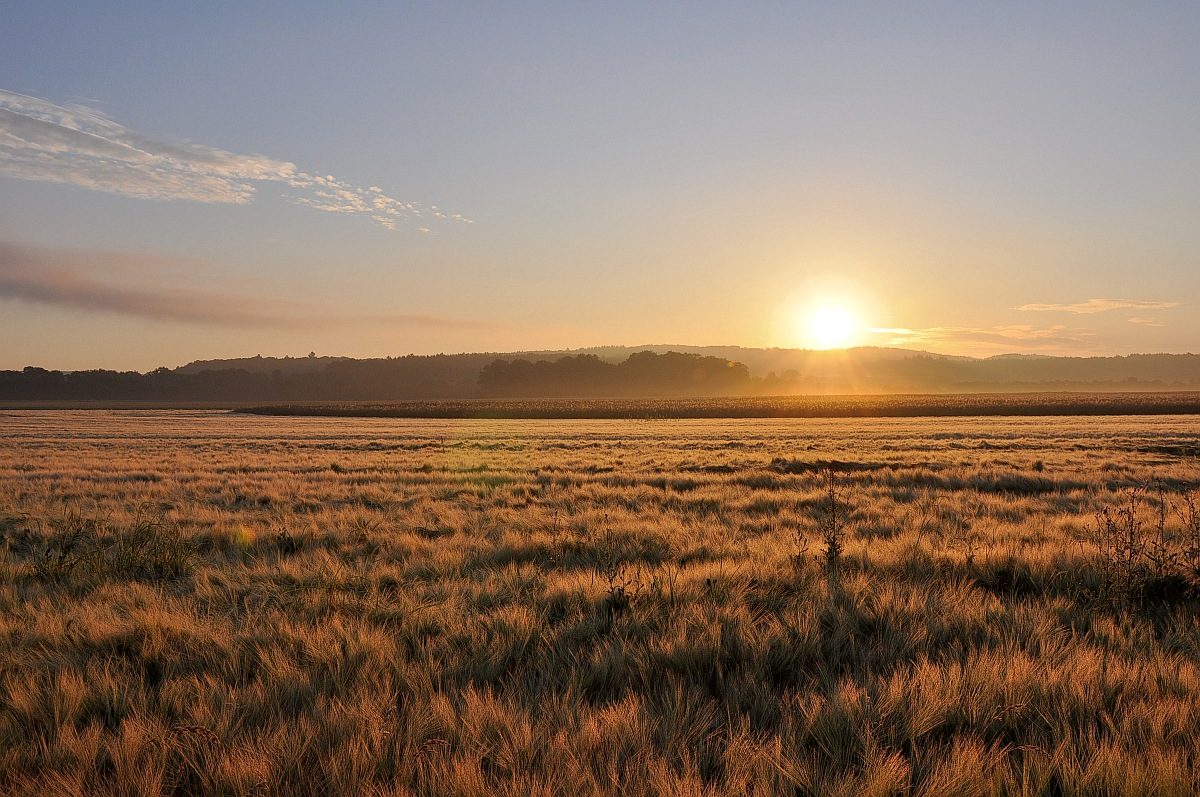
(2, 409), (1200, 796)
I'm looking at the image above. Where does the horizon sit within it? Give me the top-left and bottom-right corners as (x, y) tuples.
(11, 342), (1200, 377)
(3, 4), (1199, 369)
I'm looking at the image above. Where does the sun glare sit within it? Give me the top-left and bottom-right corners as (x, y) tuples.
(802, 303), (859, 350)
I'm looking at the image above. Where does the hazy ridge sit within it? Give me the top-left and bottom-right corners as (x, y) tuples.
(4, 346), (1200, 402)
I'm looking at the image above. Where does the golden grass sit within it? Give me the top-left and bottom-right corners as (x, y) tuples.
(236, 391), (1200, 418)
(1, 410), (1199, 795)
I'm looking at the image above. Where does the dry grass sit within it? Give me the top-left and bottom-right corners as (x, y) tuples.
(1, 409), (1199, 796)
(237, 391), (1200, 419)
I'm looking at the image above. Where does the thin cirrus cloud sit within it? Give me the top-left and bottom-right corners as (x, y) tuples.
(0, 89), (470, 230)
(1014, 298), (1179, 314)
(868, 324), (1098, 354)
(0, 239), (494, 330)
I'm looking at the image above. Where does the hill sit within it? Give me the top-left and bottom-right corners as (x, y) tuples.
(3, 347), (1200, 402)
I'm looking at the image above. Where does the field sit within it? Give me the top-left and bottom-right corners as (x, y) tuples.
(2, 409), (1200, 795)
(237, 391), (1200, 419)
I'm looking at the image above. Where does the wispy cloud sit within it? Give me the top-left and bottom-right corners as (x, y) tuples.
(1015, 298), (1179, 314)
(868, 324), (1097, 354)
(0, 240), (492, 329)
(0, 89), (470, 230)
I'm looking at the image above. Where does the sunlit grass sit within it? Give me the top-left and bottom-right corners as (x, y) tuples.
(0, 411), (1198, 795)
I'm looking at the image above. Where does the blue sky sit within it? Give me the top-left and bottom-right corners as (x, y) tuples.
(2, 2), (1198, 369)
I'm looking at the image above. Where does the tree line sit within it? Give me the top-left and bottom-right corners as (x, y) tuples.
(477, 352), (751, 397)
(4, 348), (1199, 402)
(0, 351), (751, 401)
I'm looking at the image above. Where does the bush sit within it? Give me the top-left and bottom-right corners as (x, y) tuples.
(30, 508), (194, 586)
(1087, 484), (1200, 608)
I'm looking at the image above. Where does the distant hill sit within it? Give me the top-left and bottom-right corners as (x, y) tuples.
(3, 347), (1200, 402)
(486, 346), (1200, 394)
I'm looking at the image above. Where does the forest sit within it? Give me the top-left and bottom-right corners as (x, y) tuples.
(4, 349), (1200, 402)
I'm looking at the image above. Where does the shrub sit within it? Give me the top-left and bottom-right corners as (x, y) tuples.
(1087, 484), (1200, 608)
(30, 508), (194, 587)
(818, 468), (847, 573)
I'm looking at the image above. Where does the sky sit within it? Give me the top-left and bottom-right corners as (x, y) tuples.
(1, 1), (1198, 371)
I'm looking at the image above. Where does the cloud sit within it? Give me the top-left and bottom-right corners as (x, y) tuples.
(0, 240), (493, 329)
(868, 323), (1098, 355)
(0, 89), (471, 229)
(1015, 298), (1179, 314)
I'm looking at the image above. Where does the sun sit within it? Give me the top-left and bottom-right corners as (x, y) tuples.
(801, 302), (859, 349)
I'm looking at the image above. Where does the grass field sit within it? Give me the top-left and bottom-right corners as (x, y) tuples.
(2, 409), (1200, 795)
(236, 391), (1200, 419)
